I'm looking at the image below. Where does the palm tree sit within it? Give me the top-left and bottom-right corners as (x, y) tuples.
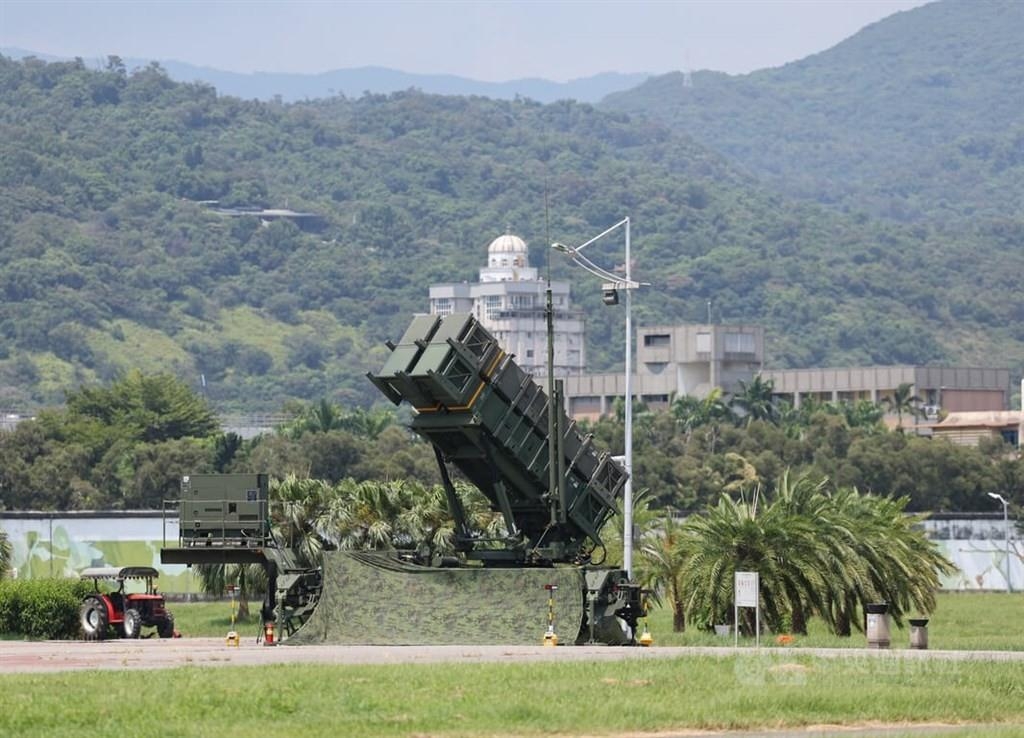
(826, 489), (954, 634)
(730, 376), (778, 426)
(668, 470), (953, 637)
(342, 407), (396, 440)
(671, 388), (735, 453)
(675, 484), (833, 635)
(272, 474), (335, 567)
(637, 510), (690, 631)
(883, 382), (925, 432)
(842, 399), (885, 431)
(325, 479), (432, 551)
(195, 561), (266, 620)
(306, 399), (345, 434)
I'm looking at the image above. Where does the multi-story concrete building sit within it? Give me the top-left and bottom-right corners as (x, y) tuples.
(562, 322), (1012, 432)
(566, 323), (765, 418)
(763, 366), (1011, 417)
(428, 233), (585, 377)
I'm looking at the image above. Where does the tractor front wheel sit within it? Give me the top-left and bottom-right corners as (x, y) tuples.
(80, 597), (109, 641)
(122, 608), (142, 638)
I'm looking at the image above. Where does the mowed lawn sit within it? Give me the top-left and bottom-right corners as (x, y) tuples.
(2, 592), (1023, 737)
(643, 591), (1024, 651)
(170, 591), (1023, 651)
(2, 654), (1023, 737)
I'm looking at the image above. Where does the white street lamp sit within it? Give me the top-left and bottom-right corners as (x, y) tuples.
(553, 217), (646, 577)
(988, 492), (1012, 592)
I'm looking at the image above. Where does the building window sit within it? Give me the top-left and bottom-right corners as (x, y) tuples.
(510, 294), (534, 309)
(433, 298), (453, 317)
(696, 332), (711, 353)
(484, 295), (502, 320)
(643, 333), (670, 347)
(724, 332), (755, 353)
(526, 349), (534, 358)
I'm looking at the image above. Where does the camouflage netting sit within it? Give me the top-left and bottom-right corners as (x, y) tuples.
(288, 551), (586, 646)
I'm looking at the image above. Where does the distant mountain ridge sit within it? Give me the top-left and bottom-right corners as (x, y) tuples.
(0, 47), (649, 103)
(601, 0), (1024, 223)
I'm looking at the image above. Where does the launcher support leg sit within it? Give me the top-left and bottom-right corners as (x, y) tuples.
(480, 437), (520, 539)
(434, 447), (473, 548)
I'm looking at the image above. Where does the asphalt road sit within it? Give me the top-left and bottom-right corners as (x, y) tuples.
(2, 637), (1022, 674)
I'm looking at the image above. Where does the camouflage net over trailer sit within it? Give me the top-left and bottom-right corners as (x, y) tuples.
(288, 551), (586, 646)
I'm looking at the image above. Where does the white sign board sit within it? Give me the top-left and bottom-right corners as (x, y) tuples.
(735, 572), (759, 607)
(734, 571), (760, 647)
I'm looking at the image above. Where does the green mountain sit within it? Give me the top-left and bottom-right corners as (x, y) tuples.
(602, 0), (1024, 224)
(1, 48), (650, 104)
(1, 55), (1021, 414)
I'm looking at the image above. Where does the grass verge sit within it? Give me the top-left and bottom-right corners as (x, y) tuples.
(643, 591), (1023, 650)
(167, 592), (1023, 651)
(2, 655), (1023, 737)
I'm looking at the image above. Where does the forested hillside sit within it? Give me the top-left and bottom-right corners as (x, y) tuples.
(1, 54), (1021, 414)
(0, 48), (650, 104)
(602, 0), (1024, 225)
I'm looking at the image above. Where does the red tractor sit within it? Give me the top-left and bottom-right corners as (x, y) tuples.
(79, 566), (176, 640)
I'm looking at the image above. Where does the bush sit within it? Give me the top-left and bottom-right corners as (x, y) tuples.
(0, 579), (93, 639)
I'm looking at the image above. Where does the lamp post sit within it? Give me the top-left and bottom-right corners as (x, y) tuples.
(988, 492), (1011, 592)
(552, 217), (645, 577)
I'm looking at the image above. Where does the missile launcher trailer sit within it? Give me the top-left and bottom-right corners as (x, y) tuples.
(160, 312), (644, 645)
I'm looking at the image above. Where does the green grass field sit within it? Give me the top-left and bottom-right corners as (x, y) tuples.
(643, 591), (1024, 651)
(170, 592), (1023, 651)
(2, 592), (1023, 736)
(2, 654), (1023, 737)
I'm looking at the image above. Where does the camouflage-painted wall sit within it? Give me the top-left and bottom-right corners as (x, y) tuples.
(0, 513), (201, 593)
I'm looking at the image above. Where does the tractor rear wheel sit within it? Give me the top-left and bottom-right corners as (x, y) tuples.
(122, 608), (142, 638)
(80, 597), (109, 641)
(157, 611), (175, 639)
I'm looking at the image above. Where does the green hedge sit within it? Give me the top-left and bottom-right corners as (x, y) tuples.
(0, 579), (94, 639)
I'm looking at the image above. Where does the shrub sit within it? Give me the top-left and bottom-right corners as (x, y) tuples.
(0, 579), (93, 639)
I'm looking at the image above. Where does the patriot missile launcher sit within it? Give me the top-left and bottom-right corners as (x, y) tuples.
(363, 312), (643, 644)
(161, 312), (643, 645)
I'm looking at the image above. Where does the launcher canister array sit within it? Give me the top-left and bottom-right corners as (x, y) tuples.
(368, 312), (627, 566)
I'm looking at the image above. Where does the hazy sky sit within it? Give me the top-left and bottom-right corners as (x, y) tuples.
(2, 0), (931, 81)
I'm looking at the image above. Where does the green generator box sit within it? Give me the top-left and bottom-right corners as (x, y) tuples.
(179, 473), (270, 546)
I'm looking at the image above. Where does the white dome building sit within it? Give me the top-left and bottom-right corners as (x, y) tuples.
(480, 234), (537, 282)
(428, 232), (584, 377)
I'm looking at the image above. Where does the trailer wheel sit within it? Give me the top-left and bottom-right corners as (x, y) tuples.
(157, 612), (175, 639)
(122, 608), (142, 638)
(80, 597), (109, 641)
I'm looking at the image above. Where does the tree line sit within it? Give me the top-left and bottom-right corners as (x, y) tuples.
(1, 372), (1019, 514)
